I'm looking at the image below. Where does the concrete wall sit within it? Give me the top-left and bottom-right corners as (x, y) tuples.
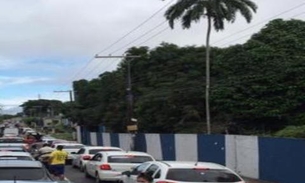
(78, 126), (305, 183)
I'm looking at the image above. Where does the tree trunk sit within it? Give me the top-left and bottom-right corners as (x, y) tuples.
(205, 16), (212, 134)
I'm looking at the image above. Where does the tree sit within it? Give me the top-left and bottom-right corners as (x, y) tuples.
(164, 0), (257, 134)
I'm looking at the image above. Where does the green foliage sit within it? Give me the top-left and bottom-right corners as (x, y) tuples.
(52, 132), (74, 141)
(164, 0), (257, 30)
(23, 117), (39, 126)
(66, 19), (305, 135)
(274, 126), (305, 138)
(0, 114), (16, 122)
(21, 99), (64, 117)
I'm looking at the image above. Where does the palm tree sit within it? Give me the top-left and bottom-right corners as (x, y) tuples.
(165, 0), (257, 134)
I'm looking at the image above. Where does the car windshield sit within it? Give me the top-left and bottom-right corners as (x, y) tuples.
(63, 145), (84, 149)
(108, 155), (153, 163)
(89, 149), (121, 154)
(0, 156), (32, 160)
(166, 169), (241, 182)
(0, 167), (45, 180)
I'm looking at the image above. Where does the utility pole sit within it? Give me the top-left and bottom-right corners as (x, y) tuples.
(95, 54), (140, 134)
(53, 90), (73, 102)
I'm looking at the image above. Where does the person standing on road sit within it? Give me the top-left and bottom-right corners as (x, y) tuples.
(37, 143), (54, 169)
(48, 145), (68, 181)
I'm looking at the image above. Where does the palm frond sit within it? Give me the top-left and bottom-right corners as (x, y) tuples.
(229, 0), (257, 23)
(182, 3), (206, 28)
(241, 0), (258, 13)
(165, 0), (198, 28)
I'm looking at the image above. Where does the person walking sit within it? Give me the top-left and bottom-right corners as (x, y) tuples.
(48, 145), (68, 181)
(37, 143), (54, 169)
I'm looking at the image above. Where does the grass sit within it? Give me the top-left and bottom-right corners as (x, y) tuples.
(52, 132), (74, 141)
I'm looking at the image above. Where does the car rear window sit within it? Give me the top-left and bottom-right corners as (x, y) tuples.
(0, 156), (33, 160)
(0, 139), (24, 143)
(108, 155), (153, 163)
(60, 145), (84, 149)
(166, 168), (242, 182)
(89, 149), (122, 154)
(63, 145), (84, 149)
(0, 168), (45, 180)
(0, 148), (25, 152)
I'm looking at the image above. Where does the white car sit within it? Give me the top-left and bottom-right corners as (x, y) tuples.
(122, 161), (245, 183)
(0, 151), (35, 161)
(72, 146), (124, 171)
(52, 143), (85, 164)
(85, 151), (155, 183)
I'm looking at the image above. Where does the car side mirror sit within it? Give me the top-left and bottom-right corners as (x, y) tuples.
(71, 152), (76, 154)
(122, 171), (131, 177)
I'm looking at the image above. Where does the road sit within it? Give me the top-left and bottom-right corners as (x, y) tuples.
(65, 165), (275, 183)
(65, 165), (95, 183)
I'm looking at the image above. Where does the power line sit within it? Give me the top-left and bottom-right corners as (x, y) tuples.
(218, 11), (305, 47)
(63, 0), (175, 86)
(53, 0), (305, 102)
(212, 1), (305, 46)
(84, 2), (305, 81)
(110, 21), (168, 54)
(97, 0), (175, 55)
(83, 25), (170, 79)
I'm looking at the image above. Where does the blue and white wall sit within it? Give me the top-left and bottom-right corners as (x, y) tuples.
(77, 126), (305, 183)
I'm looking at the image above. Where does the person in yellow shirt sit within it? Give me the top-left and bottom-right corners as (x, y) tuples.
(48, 145), (68, 181)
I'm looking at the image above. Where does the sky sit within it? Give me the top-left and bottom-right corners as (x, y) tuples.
(0, 0), (304, 114)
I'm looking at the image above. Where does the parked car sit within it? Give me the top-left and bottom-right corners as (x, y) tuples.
(0, 137), (24, 143)
(84, 151), (155, 183)
(21, 127), (34, 134)
(0, 147), (27, 152)
(72, 146), (124, 171)
(122, 161), (245, 183)
(52, 143), (85, 164)
(0, 143), (29, 152)
(41, 136), (57, 145)
(0, 152), (35, 161)
(0, 160), (54, 181)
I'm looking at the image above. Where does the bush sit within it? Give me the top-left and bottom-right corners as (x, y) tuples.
(274, 125), (305, 138)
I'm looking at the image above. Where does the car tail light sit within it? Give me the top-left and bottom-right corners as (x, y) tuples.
(82, 155), (91, 160)
(156, 181), (177, 183)
(99, 164), (111, 170)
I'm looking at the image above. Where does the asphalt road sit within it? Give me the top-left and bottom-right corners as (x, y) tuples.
(65, 165), (95, 183)
(65, 165), (275, 183)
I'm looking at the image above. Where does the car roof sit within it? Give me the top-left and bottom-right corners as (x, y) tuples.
(154, 161), (227, 169)
(99, 151), (153, 156)
(85, 146), (122, 150)
(0, 181), (55, 183)
(0, 160), (42, 167)
(0, 152), (31, 156)
(54, 143), (84, 146)
(0, 143), (25, 146)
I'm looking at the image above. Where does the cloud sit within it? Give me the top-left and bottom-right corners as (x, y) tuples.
(0, 0), (303, 108)
(0, 76), (51, 86)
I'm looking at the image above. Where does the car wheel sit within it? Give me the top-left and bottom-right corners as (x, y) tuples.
(85, 167), (90, 178)
(72, 162), (77, 168)
(95, 173), (102, 183)
(80, 162), (84, 172)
